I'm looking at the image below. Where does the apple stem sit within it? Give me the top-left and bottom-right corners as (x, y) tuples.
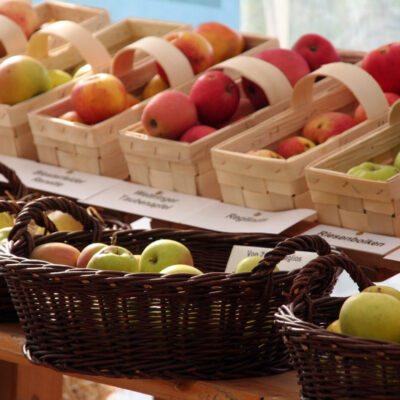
(149, 118), (158, 128)
(309, 45), (318, 52)
(111, 232), (118, 246)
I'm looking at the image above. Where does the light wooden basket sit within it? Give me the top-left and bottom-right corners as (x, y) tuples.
(27, 32), (280, 179)
(305, 100), (400, 236)
(118, 54), (295, 199)
(0, 20), (112, 160)
(211, 62), (390, 211)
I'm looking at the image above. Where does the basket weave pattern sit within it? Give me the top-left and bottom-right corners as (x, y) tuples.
(275, 253), (400, 400)
(0, 197), (338, 380)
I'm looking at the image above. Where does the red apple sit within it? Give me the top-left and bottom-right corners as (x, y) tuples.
(241, 77), (269, 110)
(302, 112), (356, 144)
(189, 70), (240, 126)
(230, 97), (255, 119)
(126, 93), (140, 108)
(354, 92), (400, 124)
(254, 48), (311, 87)
(361, 42), (400, 93)
(0, 0), (39, 38)
(141, 90), (198, 139)
(179, 125), (216, 142)
(292, 33), (340, 71)
(193, 21), (245, 64)
(246, 149), (284, 159)
(276, 136), (316, 159)
(76, 242), (107, 268)
(30, 242), (80, 267)
(162, 31), (214, 77)
(71, 73), (128, 125)
(58, 110), (83, 123)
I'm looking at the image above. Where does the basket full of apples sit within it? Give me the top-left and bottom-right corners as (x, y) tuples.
(275, 247), (400, 400)
(211, 61), (391, 211)
(305, 99), (400, 236)
(0, 195), (342, 380)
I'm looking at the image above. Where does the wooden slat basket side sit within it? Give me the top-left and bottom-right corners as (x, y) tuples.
(305, 100), (400, 236)
(210, 62), (390, 212)
(119, 55), (294, 199)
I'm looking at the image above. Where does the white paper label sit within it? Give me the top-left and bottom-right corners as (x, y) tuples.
(80, 181), (216, 223)
(0, 155), (120, 199)
(303, 224), (400, 255)
(225, 245), (319, 273)
(130, 217), (152, 230)
(383, 247), (400, 262)
(181, 202), (316, 234)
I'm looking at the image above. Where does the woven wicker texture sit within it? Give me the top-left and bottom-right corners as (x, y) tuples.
(0, 196), (338, 380)
(274, 253), (400, 400)
(0, 161), (30, 200)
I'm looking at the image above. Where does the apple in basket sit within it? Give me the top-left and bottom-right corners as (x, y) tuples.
(193, 21), (245, 64)
(189, 70), (240, 126)
(76, 242), (108, 268)
(0, 0), (39, 38)
(141, 90), (198, 140)
(347, 162), (399, 181)
(47, 211), (83, 232)
(58, 110), (83, 123)
(246, 149), (284, 159)
(86, 245), (140, 273)
(339, 285), (400, 342)
(0, 212), (14, 229)
(302, 111), (356, 144)
(235, 256), (279, 273)
(179, 125), (216, 143)
(30, 242), (81, 267)
(292, 33), (340, 71)
(276, 136), (316, 158)
(70, 73), (128, 125)
(142, 74), (169, 100)
(160, 264), (203, 275)
(0, 55), (51, 105)
(139, 239), (194, 273)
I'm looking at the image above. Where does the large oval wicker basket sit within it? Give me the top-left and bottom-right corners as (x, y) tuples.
(0, 196), (338, 380)
(274, 252), (400, 400)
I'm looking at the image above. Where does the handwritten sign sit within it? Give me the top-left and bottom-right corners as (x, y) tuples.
(303, 224), (400, 255)
(181, 202), (316, 234)
(225, 244), (319, 273)
(0, 155), (120, 199)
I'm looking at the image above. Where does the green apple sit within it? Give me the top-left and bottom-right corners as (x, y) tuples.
(160, 264), (203, 275)
(139, 239), (194, 273)
(363, 285), (400, 302)
(76, 242), (107, 268)
(0, 226), (12, 245)
(87, 245), (139, 273)
(235, 255), (279, 273)
(347, 162), (399, 181)
(0, 212), (13, 229)
(339, 292), (400, 342)
(394, 151), (400, 170)
(48, 69), (72, 89)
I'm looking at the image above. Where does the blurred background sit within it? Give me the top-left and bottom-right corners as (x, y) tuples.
(33, 0), (400, 51)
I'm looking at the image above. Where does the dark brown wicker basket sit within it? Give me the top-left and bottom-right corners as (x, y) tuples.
(0, 196), (339, 380)
(274, 252), (400, 400)
(0, 161), (30, 200)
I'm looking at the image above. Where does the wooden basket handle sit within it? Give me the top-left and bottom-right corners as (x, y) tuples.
(251, 234), (332, 277)
(8, 196), (103, 257)
(0, 162), (29, 200)
(291, 62), (389, 121)
(0, 15), (28, 55)
(389, 99), (400, 125)
(111, 36), (194, 88)
(214, 55), (293, 105)
(287, 252), (373, 321)
(27, 20), (112, 73)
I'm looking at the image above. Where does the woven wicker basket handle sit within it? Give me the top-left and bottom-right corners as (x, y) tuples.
(253, 234), (332, 275)
(214, 55), (292, 105)
(291, 62), (388, 121)
(111, 36), (194, 88)
(0, 162), (29, 200)
(287, 252), (374, 317)
(8, 196), (103, 257)
(27, 20), (111, 73)
(0, 15), (28, 56)
(0, 200), (25, 216)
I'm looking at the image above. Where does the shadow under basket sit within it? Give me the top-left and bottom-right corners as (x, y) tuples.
(275, 251), (400, 400)
(0, 197), (340, 380)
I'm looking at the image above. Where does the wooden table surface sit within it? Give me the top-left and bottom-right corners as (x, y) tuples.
(0, 322), (301, 400)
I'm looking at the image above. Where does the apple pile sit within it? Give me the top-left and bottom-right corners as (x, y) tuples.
(326, 285), (400, 343)
(346, 151), (400, 181)
(141, 70), (248, 142)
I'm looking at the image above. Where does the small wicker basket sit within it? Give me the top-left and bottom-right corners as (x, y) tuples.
(0, 196), (339, 380)
(274, 251), (400, 400)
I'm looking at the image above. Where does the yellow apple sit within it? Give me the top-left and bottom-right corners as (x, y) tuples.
(48, 69), (72, 89)
(142, 74), (169, 100)
(48, 211), (83, 232)
(0, 212), (14, 229)
(73, 63), (92, 79)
